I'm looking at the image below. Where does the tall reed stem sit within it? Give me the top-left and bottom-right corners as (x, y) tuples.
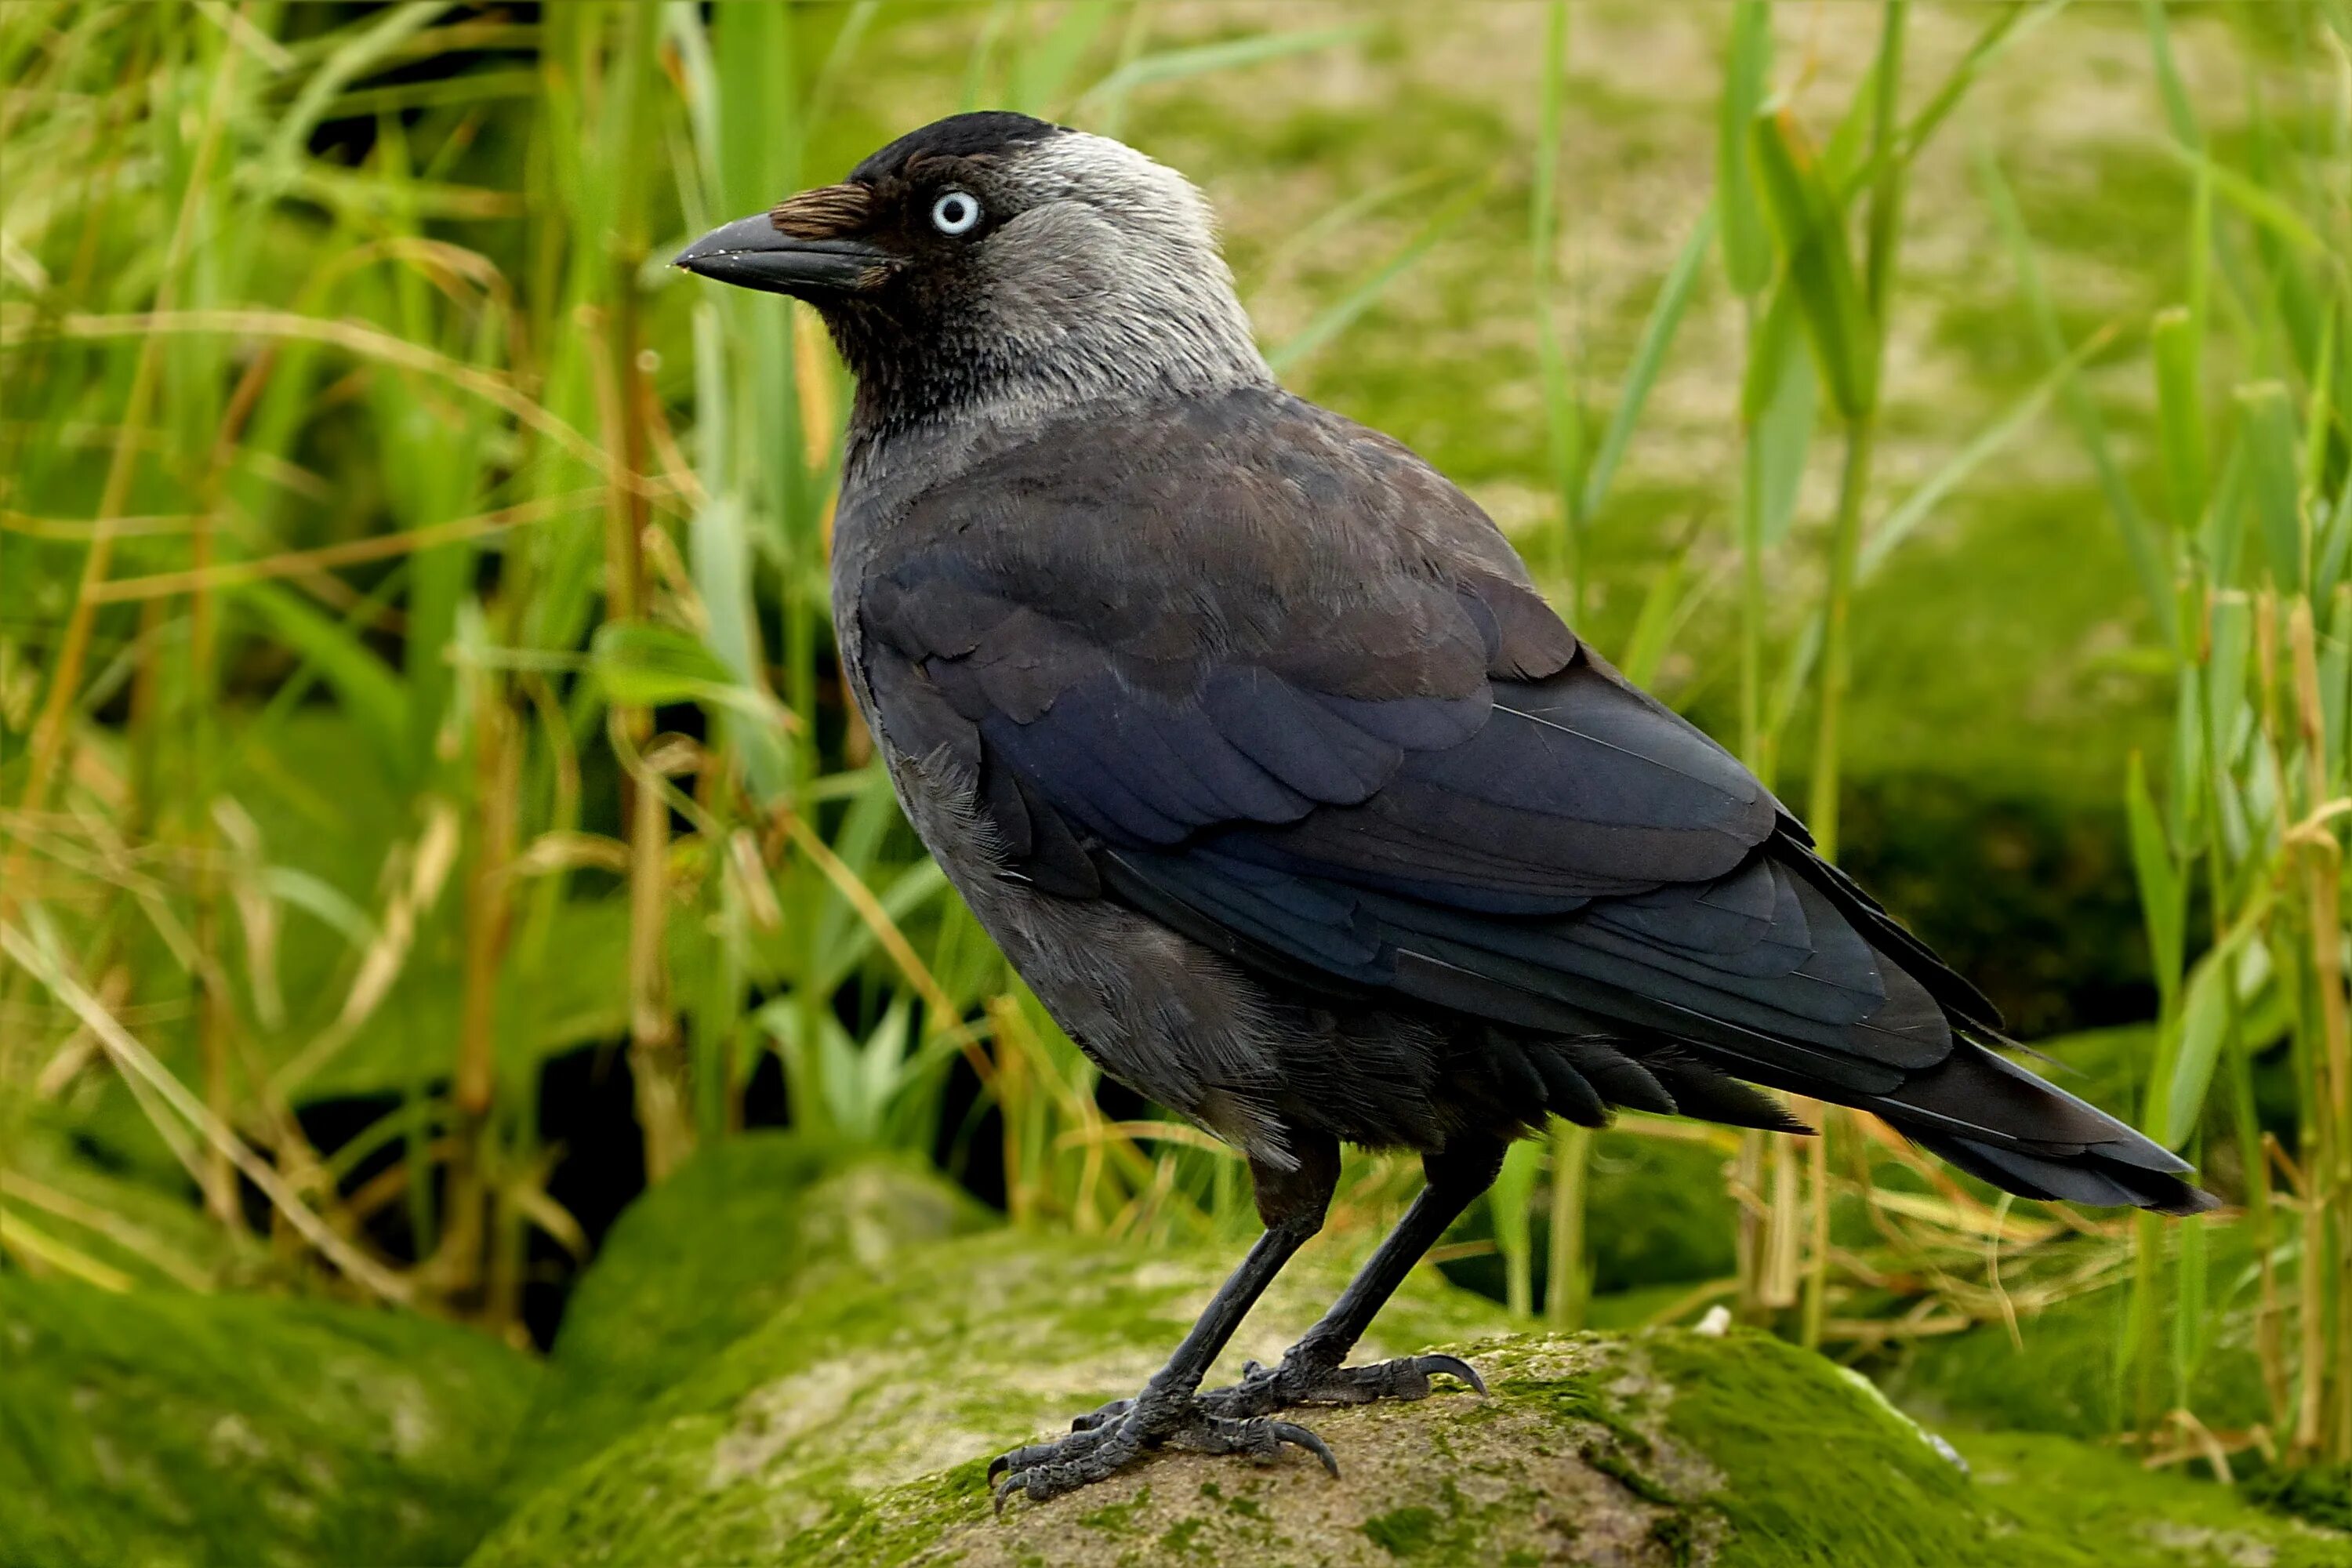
(1805, 423), (1876, 863)
(1545, 1121), (1590, 1330)
(1530, 1), (1584, 617)
(2288, 599), (2350, 1459)
(3, 34), (242, 922)
(1794, 0), (1907, 1345)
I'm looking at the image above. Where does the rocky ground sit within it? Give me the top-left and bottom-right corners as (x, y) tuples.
(24, 1139), (2325, 1567)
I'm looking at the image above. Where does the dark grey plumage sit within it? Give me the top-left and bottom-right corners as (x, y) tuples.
(678, 110), (2215, 1508)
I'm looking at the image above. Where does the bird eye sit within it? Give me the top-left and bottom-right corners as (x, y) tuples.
(930, 190), (982, 236)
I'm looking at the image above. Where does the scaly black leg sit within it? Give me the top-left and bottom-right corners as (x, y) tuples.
(988, 1130), (1343, 1511)
(1197, 1134), (1506, 1419)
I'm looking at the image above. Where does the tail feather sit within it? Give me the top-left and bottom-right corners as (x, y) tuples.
(1864, 1036), (2217, 1215)
(1910, 1128), (2216, 1216)
(1641, 1047), (1813, 1134)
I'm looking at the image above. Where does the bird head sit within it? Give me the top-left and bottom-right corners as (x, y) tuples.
(675, 111), (1267, 434)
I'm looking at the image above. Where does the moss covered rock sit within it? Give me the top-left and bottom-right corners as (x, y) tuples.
(469, 1226), (1512, 1566)
(0, 1272), (537, 1568)
(825, 1327), (2002, 1568)
(1956, 1430), (2350, 1568)
(471, 1223), (2347, 1567)
(500, 1134), (993, 1497)
(4, 1108), (267, 1293)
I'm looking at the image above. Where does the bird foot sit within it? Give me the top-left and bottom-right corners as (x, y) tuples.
(989, 1397), (1334, 1512)
(1062, 1350), (1484, 1432)
(1197, 1351), (1486, 1419)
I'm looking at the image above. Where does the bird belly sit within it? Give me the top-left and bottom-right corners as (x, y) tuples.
(878, 739), (1301, 1155)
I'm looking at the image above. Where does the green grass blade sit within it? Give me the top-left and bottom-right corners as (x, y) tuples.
(1766, 321), (2108, 718)
(2323, 586), (2350, 789)
(2158, 140), (2328, 260)
(2159, 922), (2254, 1149)
(2139, 0), (2202, 148)
(2170, 1209), (2209, 1403)
(232, 582), (411, 768)
(1581, 201), (1717, 521)
(803, 0), (883, 133)
(2236, 381), (2307, 592)
(2126, 750), (2187, 1018)
(2151, 305), (2209, 533)
(1717, 1), (1774, 299)
(1893, 0), (2066, 172)
(2299, 292), (2337, 500)
(2166, 662), (2208, 849)
(590, 622), (789, 734)
(1073, 23), (1369, 115)
(1530, 0), (1584, 606)
(262, 2), (455, 187)
(1490, 1135), (1540, 1318)
(1265, 180), (1487, 374)
(1243, 169), (1450, 297)
(689, 491), (789, 803)
(1975, 140), (2176, 645)
(1860, 325), (2109, 577)
(1012, 2), (1116, 118)
(2318, 466), (2352, 604)
(1743, 281), (1818, 551)
(1751, 106), (1874, 423)
(1618, 539), (1698, 688)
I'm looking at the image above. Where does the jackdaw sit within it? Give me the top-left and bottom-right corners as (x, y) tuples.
(677, 111), (2215, 1508)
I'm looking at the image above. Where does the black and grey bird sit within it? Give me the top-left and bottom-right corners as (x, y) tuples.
(677, 111), (2216, 1508)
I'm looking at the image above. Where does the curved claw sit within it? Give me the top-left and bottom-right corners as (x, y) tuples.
(991, 1473), (1022, 1516)
(1271, 1419), (1340, 1477)
(989, 1430), (1089, 1490)
(1070, 1396), (1133, 1432)
(986, 1453), (1011, 1486)
(1417, 1352), (1486, 1396)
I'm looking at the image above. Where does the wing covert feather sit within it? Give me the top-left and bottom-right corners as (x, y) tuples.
(856, 387), (1984, 1102)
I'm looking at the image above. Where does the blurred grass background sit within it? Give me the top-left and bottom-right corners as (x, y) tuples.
(1, 1), (2347, 1556)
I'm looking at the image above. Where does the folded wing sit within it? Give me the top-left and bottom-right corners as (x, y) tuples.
(858, 388), (2211, 1214)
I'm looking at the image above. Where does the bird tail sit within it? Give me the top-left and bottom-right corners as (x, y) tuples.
(1860, 1036), (2217, 1216)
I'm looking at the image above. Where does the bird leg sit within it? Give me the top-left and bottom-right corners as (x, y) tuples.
(989, 1131), (1343, 1511)
(1193, 1135), (1506, 1420)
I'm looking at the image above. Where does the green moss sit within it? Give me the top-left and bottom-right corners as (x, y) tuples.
(1584, 1443), (1679, 1509)
(1509, 1374), (1655, 1457)
(499, 1135), (992, 1499)
(1156, 1515), (1207, 1555)
(1076, 1487), (1150, 1536)
(1653, 1328), (1981, 1568)
(2242, 1461), (2352, 1533)
(1362, 1504), (1440, 1556)
(1649, 1512), (1698, 1568)
(0, 1272), (537, 1568)
(1955, 1429), (2348, 1568)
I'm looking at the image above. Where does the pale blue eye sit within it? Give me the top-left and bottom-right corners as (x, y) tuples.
(931, 191), (981, 235)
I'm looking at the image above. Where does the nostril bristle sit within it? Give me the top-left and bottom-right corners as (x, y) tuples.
(771, 183), (873, 240)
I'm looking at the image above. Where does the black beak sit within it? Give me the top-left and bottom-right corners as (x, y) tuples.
(673, 212), (892, 298)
